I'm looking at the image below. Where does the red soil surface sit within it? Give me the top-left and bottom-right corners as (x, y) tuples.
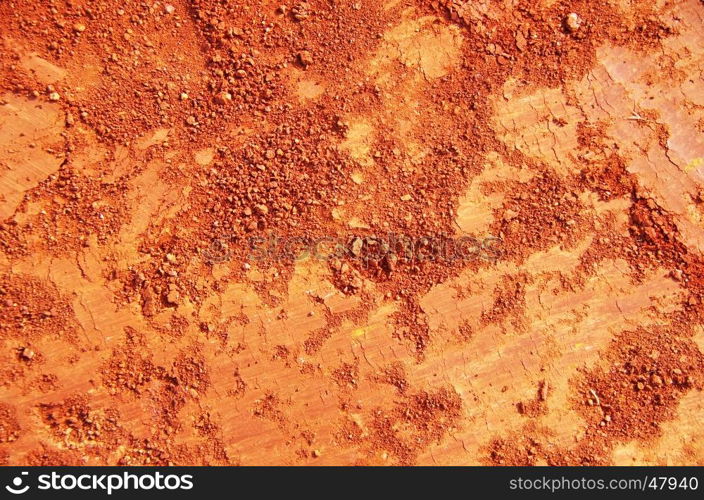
(1, 0), (704, 465)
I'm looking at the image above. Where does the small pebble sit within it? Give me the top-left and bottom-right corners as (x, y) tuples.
(298, 50), (313, 67)
(564, 13), (582, 32)
(166, 290), (180, 305)
(214, 91), (232, 105)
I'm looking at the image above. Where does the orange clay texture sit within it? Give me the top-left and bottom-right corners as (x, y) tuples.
(1, 0), (704, 466)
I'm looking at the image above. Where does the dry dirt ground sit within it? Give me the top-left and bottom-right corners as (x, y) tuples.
(1, 0), (704, 466)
